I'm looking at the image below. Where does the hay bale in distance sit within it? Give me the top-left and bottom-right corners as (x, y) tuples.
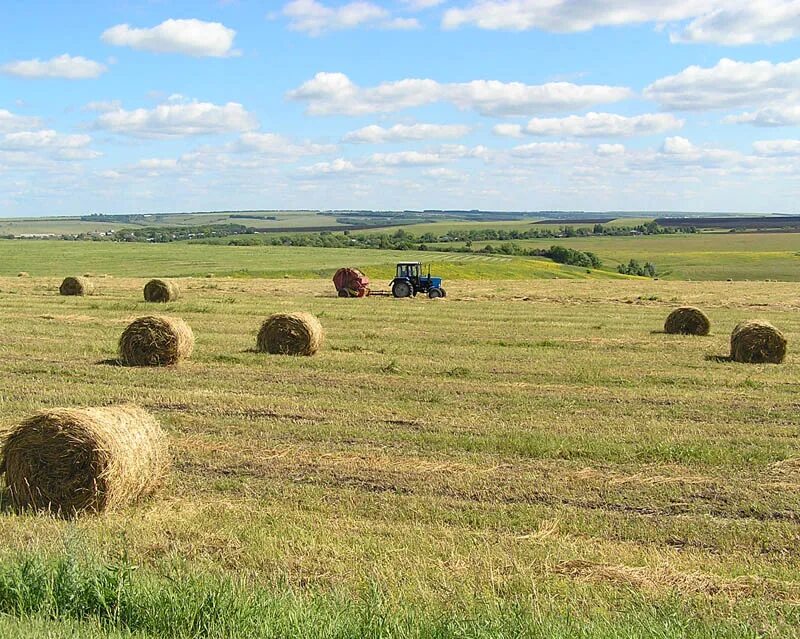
(119, 315), (194, 366)
(664, 306), (711, 335)
(17, 272), (29, 278)
(257, 312), (323, 356)
(0, 405), (168, 516)
(730, 320), (787, 364)
(144, 279), (180, 303)
(60, 276), (94, 296)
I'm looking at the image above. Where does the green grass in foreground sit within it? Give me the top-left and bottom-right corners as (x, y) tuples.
(0, 553), (780, 639)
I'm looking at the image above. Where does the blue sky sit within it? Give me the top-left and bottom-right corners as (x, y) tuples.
(2, 0), (800, 216)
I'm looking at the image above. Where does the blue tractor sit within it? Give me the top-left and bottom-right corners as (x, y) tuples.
(391, 262), (446, 298)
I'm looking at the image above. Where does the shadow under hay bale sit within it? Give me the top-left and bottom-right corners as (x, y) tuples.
(119, 315), (194, 366)
(144, 278), (180, 303)
(730, 320), (787, 364)
(256, 312), (323, 356)
(59, 276), (94, 296)
(0, 405), (168, 517)
(664, 306), (710, 336)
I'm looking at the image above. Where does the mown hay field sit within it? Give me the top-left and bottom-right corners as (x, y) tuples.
(0, 271), (798, 637)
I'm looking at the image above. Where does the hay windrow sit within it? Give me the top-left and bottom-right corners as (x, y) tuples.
(119, 315), (194, 366)
(730, 319), (787, 364)
(144, 279), (180, 303)
(256, 312), (324, 356)
(0, 405), (168, 516)
(664, 306), (710, 335)
(59, 276), (94, 296)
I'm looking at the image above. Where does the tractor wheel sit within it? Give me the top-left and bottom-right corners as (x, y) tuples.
(337, 289), (351, 298)
(428, 288), (444, 299)
(440, 287), (447, 297)
(392, 281), (412, 298)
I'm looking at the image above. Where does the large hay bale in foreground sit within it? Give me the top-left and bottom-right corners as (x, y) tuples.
(59, 276), (94, 296)
(664, 306), (710, 336)
(257, 312), (323, 356)
(730, 320), (787, 364)
(0, 405), (168, 516)
(144, 279), (180, 303)
(119, 315), (194, 366)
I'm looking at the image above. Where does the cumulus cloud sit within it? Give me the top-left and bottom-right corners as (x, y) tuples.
(235, 132), (336, 156)
(368, 150), (444, 166)
(288, 72), (631, 116)
(752, 139), (800, 156)
(0, 54), (106, 79)
(725, 101), (800, 126)
(674, 1), (800, 45)
(343, 123), (470, 143)
(493, 112), (683, 137)
(283, 0), (420, 35)
(93, 100), (258, 138)
(644, 58), (800, 110)
(0, 130), (92, 150)
(0, 109), (42, 132)
(511, 141), (585, 157)
(442, 0), (800, 45)
(299, 158), (359, 175)
(102, 19), (238, 57)
(596, 143), (626, 155)
(658, 135), (740, 166)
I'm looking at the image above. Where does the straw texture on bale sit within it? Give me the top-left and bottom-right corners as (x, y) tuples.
(119, 315), (194, 366)
(664, 306), (711, 336)
(60, 276), (94, 296)
(144, 278), (180, 303)
(730, 320), (787, 364)
(0, 405), (168, 516)
(257, 312), (324, 356)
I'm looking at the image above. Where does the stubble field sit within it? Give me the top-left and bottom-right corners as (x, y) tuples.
(0, 267), (797, 637)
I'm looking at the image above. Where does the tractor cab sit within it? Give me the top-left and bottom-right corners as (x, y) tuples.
(391, 262), (446, 299)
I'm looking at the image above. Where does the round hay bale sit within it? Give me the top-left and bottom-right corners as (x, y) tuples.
(144, 279), (180, 303)
(730, 320), (787, 364)
(17, 272), (29, 278)
(60, 276), (94, 296)
(0, 405), (168, 516)
(119, 315), (194, 366)
(664, 306), (710, 336)
(256, 312), (323, 356)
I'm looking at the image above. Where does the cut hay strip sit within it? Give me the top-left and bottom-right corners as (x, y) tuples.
(664, 306), (710, 335)
(119, 315), (194, 366)
(730, 319), (787, 364)
(59, 276), (94, 296)
(0, 405), (168, 516)
(256, 312), (323, 356)
(144, 279), (180, 303)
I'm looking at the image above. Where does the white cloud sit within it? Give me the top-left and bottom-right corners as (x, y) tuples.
(0, 109), (42, 132)
(94, 100), (258, 138)
(442, 0), (716, 32)
(137, 158), (179, 170)
(283, 0), (419, 35)
(0, 54), (106, 79)
(753, 139), (800, 156)
(0, 130), (92, 150)
(368, 150), (444, 166)
(288, 72), (631, 116)
(236, 132), (336, 156)
(596, 143), (626, 155)
(644, 58), (800, 110)
(511, 141), (585, 157)
(494, 112), (683, 137)
(101, 19), (238, 57)
(442, 0), (800, 46)
(726, 101), (800, 126)
(299, 158), (359, 174)
(343, 123), (470, 143)
(674, 1), (800, 45)
(658, 135), (740, 166)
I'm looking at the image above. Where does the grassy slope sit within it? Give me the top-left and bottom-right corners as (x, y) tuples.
(0, 273), (798, 636)
(428, 232), (800, 281)
(0, 240), (626, 280)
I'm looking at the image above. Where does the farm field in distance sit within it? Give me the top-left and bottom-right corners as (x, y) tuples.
(0, 239), (798, 637)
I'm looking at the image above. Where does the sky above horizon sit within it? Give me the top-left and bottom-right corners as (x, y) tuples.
(2, 0), (800, 217)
